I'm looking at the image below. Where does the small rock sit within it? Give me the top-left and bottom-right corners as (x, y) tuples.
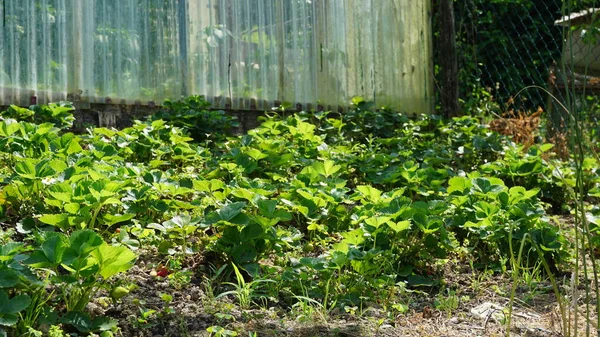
(448, 317), (460, 324)
(470, 302), (504, 321)
(86, 302), (105, 316)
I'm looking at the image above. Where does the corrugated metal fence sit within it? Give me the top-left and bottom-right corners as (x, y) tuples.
(0, 0), (432, 113)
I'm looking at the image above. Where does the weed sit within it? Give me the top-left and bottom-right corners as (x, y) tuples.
(434, 289), (460, 317)
(291, 295), (328, 323)
(207, 325), (238, 337)
(216, 264), (275, 310)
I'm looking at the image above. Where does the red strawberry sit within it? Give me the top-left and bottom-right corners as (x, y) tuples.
(156, 266), (169, 278)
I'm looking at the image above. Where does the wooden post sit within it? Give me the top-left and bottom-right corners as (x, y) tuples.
(178, 0), (189, 97)
(275, 0), (285, 104)
(439, 0), (460, 118)
(70, 0), (83, 99)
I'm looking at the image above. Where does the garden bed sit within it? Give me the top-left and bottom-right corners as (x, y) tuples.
(0, 98), (597, 336)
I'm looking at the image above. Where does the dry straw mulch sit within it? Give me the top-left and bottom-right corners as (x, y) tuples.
(489, 103), (543, 149)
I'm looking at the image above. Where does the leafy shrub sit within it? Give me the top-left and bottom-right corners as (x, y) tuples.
(0, 231), (134, 336)
(0, 102), (75, 130)
(446, 175), (569, 270)
(150, 96), (239, 143)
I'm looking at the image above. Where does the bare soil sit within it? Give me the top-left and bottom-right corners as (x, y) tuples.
(93, 256), (589, 337)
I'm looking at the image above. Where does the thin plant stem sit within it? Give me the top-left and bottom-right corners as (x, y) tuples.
(506, 229), (528, 337)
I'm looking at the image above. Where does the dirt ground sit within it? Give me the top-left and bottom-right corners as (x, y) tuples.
(90, 213), (600, 337)
(92, 253), (599, 337)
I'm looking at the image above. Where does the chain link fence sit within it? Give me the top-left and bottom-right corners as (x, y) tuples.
(435, 0), (564, 111)
(435, 0), (600, 139)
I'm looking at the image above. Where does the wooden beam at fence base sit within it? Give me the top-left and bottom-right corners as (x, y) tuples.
(0, 87), (345, 113)
(439, 0), (460, 118)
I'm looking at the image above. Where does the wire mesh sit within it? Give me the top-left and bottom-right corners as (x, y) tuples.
(436, 0), (600, 143)
(436, 0), (566, 111)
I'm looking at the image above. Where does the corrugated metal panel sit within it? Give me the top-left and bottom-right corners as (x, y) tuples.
(0, 0), (433, 114)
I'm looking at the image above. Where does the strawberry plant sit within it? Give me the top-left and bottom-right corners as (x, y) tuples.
(0, 99), (586, 334)
(151, 95), (239, 143)
(0, 290), (31, 337)
(1, 102), (75, 130)
(26, 230), (136, 313)
(147, 214), (203, 255)
(447, 175), (568, 269)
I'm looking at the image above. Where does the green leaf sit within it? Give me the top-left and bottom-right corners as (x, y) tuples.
(407, 275), (436, 287)
(447, 176), (471, 194)
(332, 242), (349, 254)
(240, 223), (265, 242)
(474, 201), (499, 219)
(342, 228), (365, 246)
(296, 189), (326, 207)
(257, 199), (277, 216)
(388, 220), (411, 233)
(356, 185), (382, 203)
(0, 119), (21, 137)
(0, 243), (23, 257)
(251, 214), (279, 227)
(14, 159), (37, 180)
(60, 311), (92, 333)
(412, 212), (428, 227)
(231, 245), (257, 264)
(307, 222), (325, 232)
(39, 233), (69, 266)
(209, 179), (225, 192)
(66, 138), (84, 155)
(220, 226), (241, 245)
(146, 223), (166, 233)
(235, 154), (258, 173)
(4, 295), (30, 314)
(92, 316), (118, 332)
(34, 160), (57, 178)
(0, 270), (18, 288)
(256, 199), (291, 220)
(92, 243), (136, 279)
(471, 177), (504, 194)
(0, 292), (31, 316)
(511, 160), (543, 176)
(498, 192), (509, 206)
(219, 202), (246, 222)
(413, 213), (442, 234)
(159, 293), (173, 302)
(48, 191), (73, 203)
(38, 214), (70, 229)
(64, 203), (80, 214)
(102, 213), (136, 226)
(0, 315), (17, 327)
(508, 186), (540, 204)
(364, 216), (391, 229)
(312, 160), (342, 178)
(230, 188), (256, 202)
(351, 96), (365, 106)
(48, 160), (68, 174)
(245, 148), (268, 161)
(62, 230), (104, 265)
(538, 143), (554, 153)
(299, 257), (326, 271)
(464, 219), (492, 228)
